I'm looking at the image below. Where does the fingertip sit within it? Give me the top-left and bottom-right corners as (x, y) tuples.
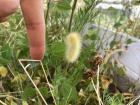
(30, 46), (45, 60)
(0, 17), (8, 23)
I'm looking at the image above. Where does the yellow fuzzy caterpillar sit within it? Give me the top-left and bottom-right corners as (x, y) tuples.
(65, 32), (82, 63)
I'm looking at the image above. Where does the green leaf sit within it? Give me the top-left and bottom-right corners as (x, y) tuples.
(59, 79), (78, 103)
(110, 41), (118, 48)
(114, 22), (122, 28)
(0, 57), (10, 65)
(86, 29), (98, 41)
(56, 1), (71, 11)
(47, 41), (65, 65)
(126, 39), (134, 44)
(116, 67), (126, 76)
(22, 87), (36, 100)
(1, 44), (12, 60)
(39, 87), (48, 97)
(22, 87), (48, 100)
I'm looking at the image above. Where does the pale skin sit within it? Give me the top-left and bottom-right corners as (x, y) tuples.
(0, 0), (45, 60)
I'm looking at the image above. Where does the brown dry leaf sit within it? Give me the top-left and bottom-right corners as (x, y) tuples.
(83, 69), (95, 80)
(0, 66), (8, 77)
(89, 55), (103, 66)
(101, 75), (112, 90)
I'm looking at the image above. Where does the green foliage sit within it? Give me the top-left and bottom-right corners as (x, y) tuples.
(103, 91), (125, 105)
(22, 87), (48, 100)
(0, 0), (138, 105)
(22, 87), (36, 100)
(56, 0), (71, 11)
(1, 44), (12, 60)
(126, 38), (134, 44)
(73, 0), (100, 32)
(47, 41), (65, 64)
(116, 67), (126, 77)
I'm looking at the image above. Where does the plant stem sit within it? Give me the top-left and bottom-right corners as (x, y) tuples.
(127, 95), (140, 105)
(68, 0), (77, 32)
(64, 63), (70, 76)
(45, 0), (51, 25)
(40, 61), (57, 105)
(91, 66), (104, 105)
(0, 100), (7, 105)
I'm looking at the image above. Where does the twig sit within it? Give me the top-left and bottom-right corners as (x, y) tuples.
(19, 59), (48, 105)
(91, 66), (104, 105)
(40, 61), (57, 105)
(97, 65), (102, 105)
(85, 94), (92, 105)
(0, 100), (7, 105)
(91, 79), (103, 105)
(7, 64), (15, 77)
(104, 49), (125, 64)
(19, 59), (40, 62)
(127, 95), (140, 105)
(19, 59), (57, 105)
(6, 18), (23, 45)
(68, 0), (77, 32)
(45, 0), (51, 25)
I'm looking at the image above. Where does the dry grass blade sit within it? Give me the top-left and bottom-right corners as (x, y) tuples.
(127, 95), (140, 105)
(18, 59), (57, 105)
(104, 49), (125, 64)
(0, 100), (7, 105)
(40, 61), (57, 105)
(91, 66), (104, 105)
(18, 59), (48, 105)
